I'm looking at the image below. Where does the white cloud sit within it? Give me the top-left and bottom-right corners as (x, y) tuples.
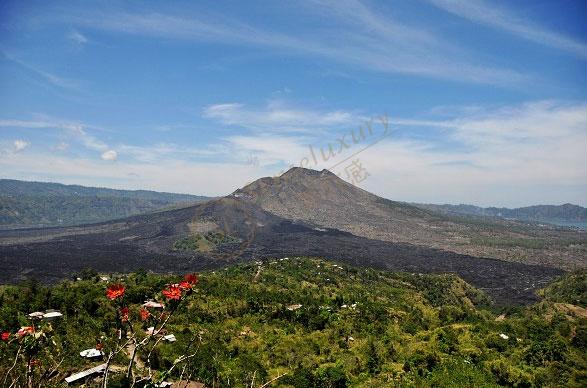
(60, 2), (526, 86)
(225, 135), (311, 167)
(101, 150), (118, 161)
(68, 30), (88, 45)
(428, 0), (587, 59)
(0, 116), (116, 158)
(118, 143), (227, 163)
(2, 101), (585, 206)
(70, 125), (109, 152)
(203, 101), (357, 133)
(14, 140), (30, 152)
(0, 119), (64, 129)
(0, 152), (266, 196)
(357, 101), (587, 206)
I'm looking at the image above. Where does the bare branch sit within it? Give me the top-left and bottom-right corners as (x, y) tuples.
(259, 373), (288, 388)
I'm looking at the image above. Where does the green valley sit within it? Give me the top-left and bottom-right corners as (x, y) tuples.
(0, 258), (585, 387)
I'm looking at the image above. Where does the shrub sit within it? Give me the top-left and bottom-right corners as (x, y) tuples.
(525, 336), (568, 366)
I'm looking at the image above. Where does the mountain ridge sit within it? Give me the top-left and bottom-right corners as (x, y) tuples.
(414, 202), (587, 223)
(0, 178), (210, 229)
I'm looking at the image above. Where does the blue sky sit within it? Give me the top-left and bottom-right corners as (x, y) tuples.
(1, 0), (586, 206)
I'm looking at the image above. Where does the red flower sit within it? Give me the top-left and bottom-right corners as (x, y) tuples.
(120, 307), (129, 322)
(184, 273), (198, 285)
(106, 284), (125, 300)
(178, 281), (192, 290)
(1, 332), (10, 341)
(162, 285), (182, 300)
(139, 308), (150, 321)
(179, 273), (198, 291)
(17, 327), (34, 337)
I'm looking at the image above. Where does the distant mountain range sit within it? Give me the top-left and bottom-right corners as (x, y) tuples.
(0, 179), (209, 229)
(414, 203), (587, 224)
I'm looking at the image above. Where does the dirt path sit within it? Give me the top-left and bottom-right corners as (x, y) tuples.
(125, 341), (145, 370)
(554, 303), (587, 318)
(253, 265), (263, 282)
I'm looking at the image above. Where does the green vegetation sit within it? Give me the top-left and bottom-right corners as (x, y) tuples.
(173, 232), (241, 252)
(0, 179), (207, 228)
(417, 203), (587, 224)
(0, 258), (586, 387)
(540, 270), (587, 307)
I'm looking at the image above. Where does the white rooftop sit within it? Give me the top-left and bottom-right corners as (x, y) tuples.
(80, 348), (104, 358)
(43, 311), (63, 319)
(143, 301), (165, 308)
(65, 363), (106, 384)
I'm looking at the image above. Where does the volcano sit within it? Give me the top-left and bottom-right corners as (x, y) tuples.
(1, 167), (581, 305)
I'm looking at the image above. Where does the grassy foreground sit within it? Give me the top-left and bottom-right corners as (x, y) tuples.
(0, 258), (585, 387)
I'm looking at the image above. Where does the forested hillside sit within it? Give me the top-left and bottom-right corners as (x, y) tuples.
(0, 258), (585, 387)
(0, 179), (208, 228)
(416, 203), (587, 224)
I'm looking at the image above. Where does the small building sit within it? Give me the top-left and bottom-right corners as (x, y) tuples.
(143, 301), (165, 309)
(43, 310), (63, 320)
(79, 348), (104, 359)
(28, 312), (44, 319)
(28, 309), (63, 321)
(287, 304), (302, 311)
(163, 334), (177, 342)
(64, 363), (107, 384)
(146, 326), (161, 336)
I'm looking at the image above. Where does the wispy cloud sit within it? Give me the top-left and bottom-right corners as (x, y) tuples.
(1, 50), (80, 90)
(69, 125), (108, 152)
(358, 100), (587, 205)
(428, 0), (587, 59)
(68, 29), (88, 45)
(1, 100), (585, 205)
(0, 151), (266, 196)
(118, 143), (227, 163)
(393, 100), (587, 146)
(0, 116), (116, 158)
(203, 101), (358, 133)
(225, 134), (311, 166)
(57, 1), (526, 86)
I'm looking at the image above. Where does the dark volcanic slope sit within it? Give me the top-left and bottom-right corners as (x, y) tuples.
(234, 168), (586, 270)
(0, 196), (562, 305)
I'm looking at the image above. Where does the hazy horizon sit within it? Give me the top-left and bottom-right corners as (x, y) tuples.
(1, 172), (585, 209)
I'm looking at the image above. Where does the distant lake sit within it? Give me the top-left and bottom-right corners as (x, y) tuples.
(541, 220), (587, 230)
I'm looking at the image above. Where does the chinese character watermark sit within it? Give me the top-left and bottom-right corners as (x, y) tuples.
(344, 159), (370, 185)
